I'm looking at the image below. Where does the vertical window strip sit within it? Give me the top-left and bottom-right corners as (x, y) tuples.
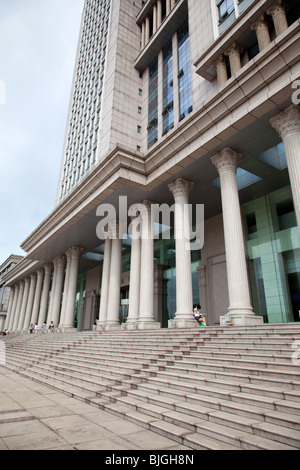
(177, 21), (193, 122)
(148, 58), (158, 149)
(162, 40), (174, 136)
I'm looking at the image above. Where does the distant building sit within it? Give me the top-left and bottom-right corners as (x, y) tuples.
(3, 0), (300, 333)
(0, 255), (23, 330)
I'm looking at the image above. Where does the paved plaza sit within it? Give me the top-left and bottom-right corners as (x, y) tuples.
(0, 366), (191, 451)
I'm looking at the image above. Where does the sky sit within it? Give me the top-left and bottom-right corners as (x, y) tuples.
(0, 0), (85, 263)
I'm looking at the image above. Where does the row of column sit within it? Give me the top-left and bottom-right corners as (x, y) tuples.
(98, 204), (161, 330)
(5, 247), (83, 333)
(141, 0), (177, 49)
(215, 0), (289, 87)
(4, 105), (300, 330)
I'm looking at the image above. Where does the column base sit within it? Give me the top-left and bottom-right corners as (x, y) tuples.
(168, 318), (198, 329)
(104, 323), (122, 331)
(124, 321), (138, 330)
(57, 326), (77, 333)
(137, 321), (161, 330)
(220, 313), (264, 326)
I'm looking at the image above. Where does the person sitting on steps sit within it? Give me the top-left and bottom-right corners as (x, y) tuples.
(194, 305), (206, 327)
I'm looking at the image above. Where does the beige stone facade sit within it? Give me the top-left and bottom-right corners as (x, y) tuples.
(0, 254), (23, 331)
(2, 0), (300, 333)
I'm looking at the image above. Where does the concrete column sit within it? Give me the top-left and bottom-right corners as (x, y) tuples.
(145, 15), (150, 44)
(23, 274), (37, 331)
(8, 284), (19, 331)
(141, 21), (145, 49)
(166, 0), (171, 16)
(99, 231), (112, 324)
(38, 264), (52, 328)
(12, 281), (24, 331)
(267, 0), (288, 37)
(251, 14), (271, 51)
(169, 178), (195, 328)
(126, 211), (142, 327)
(47, 260), (58, 324)
(153, 3), (157, 33)
(31, 269), (44, 326)
(105, 221), (122, 328)
(4, 286), (15, 330)
(171, 0), (175, 8)
(51, 255), (66, 328)
(157, 0), (162, 28)
(138, 201), (160, 329)
(211, 148), (263, 326)
(18, 277), (30, 330)
(59, 250), (72, 328)
(225, 42), (243, 76)
(62, 247), (83, 329)
(270, 105), (300, 231)
(214, 55), (228, 87)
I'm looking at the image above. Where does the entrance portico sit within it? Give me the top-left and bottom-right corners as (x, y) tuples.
(3, 98), (300, 332)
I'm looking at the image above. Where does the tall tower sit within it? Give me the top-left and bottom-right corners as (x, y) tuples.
(56, 0), (142, 204)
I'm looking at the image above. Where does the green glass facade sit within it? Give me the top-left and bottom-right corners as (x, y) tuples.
(243, 186), (300, 324)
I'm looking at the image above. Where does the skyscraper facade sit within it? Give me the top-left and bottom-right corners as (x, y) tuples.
(3, 0), (300, 332)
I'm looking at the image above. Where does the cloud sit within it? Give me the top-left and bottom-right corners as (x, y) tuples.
(0, 0), (84, 262)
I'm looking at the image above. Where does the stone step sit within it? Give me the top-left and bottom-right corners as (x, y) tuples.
(6, 356), (142, 392)
(151, 367), (300, 391)
(193, 420), (296, 450)
(3, 325), (300, 450)
(200, 345), (295, 355)
(89, 388), (297, 450)
(144, 374), (299, 402)
(186, 350), (295, 365)
(134, 381), (300, 417)
(120, 384), (300, 432)
(158, 360), (300, 381)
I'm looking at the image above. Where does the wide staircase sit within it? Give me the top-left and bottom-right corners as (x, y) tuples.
(2, 324), (300, 450)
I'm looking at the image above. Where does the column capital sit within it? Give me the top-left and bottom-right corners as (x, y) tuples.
(211, 147), (242, 175)
(30, 273), (37, 282)
(225, 42), (243, 58)
(168, 178), (194, 199)
(270, 105), (300, 139)
(251, 14), (268, 32)
(53, 255), (66, 267)
(43, 264), (53, 274)
(267, 0), (288, 17)
(65, 246), (84, 260)
(214, 54), (226, 68)
(140, 200), (155, 211)
(128, 204), (142, 222)
(106, 220), (121, 239)
(36, 268), (44, 278)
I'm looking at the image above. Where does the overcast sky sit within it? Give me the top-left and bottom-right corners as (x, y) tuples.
(0, 0), (84, 264)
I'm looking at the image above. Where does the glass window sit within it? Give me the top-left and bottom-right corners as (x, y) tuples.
(177, 22), (193, 122)
(217, 0), (235, 22)
(162, 41), (174, 136)
(148, 58), (158, 149)
(243, 185), (300, 324)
